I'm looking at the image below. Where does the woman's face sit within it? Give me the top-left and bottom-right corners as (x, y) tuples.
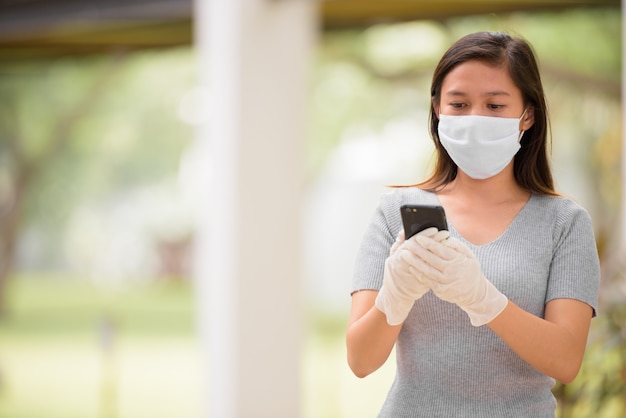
(434, 60), (534, 130)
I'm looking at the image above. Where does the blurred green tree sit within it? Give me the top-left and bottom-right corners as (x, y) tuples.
(0, 54), (125, 314)
(0, 48), (194, 314)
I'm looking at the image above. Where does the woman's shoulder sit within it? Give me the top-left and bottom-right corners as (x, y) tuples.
(531, 193), (591, 215)
(529, 193), (594, 229)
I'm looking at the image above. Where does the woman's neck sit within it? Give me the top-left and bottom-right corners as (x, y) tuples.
(439, 169), (529, 205)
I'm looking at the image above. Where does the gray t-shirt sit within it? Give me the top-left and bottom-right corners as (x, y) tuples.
(352, 188), (600, 418)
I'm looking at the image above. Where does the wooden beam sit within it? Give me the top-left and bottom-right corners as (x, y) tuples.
(321, 0), (620, 28)
(0, 0), (620, 59)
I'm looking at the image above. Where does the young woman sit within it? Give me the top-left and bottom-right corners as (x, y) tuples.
(347, 32), (600, 417)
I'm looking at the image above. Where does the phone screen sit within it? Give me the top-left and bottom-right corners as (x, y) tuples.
(400, 204), (448, 239)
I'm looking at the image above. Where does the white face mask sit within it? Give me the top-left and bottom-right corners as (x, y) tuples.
(438, 110), (526, 179)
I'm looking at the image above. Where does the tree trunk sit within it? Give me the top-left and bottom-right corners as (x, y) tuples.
(0, 185), (25, 317)
(0, 52), (126, 316)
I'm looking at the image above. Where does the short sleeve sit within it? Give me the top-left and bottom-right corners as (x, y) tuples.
(351, 188), (439, 294)
(351, 193), (398, 294)
(546, 201), (600, 316)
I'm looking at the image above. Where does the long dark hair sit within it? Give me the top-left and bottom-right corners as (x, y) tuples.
(419, 31), (556, 195)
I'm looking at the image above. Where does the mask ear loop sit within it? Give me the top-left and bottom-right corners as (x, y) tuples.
(519, 108), (528, 119)
(518, 108), (528, 142)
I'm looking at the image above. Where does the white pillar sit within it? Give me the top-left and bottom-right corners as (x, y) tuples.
(193, 1), (317, 417)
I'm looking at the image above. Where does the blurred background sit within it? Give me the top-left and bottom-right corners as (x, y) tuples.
(0, 1), (623, 418)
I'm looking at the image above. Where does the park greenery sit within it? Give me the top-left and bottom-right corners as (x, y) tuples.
(0, 7), (623, 418)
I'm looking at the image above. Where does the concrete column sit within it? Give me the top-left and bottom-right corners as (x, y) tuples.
(193, 0), (317, 417)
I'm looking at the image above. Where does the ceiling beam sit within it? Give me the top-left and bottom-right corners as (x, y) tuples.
(0, 0), (620, 61)
(321, 0), (620, 28)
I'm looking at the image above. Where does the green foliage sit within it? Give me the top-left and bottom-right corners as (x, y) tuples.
(517, 9), (621, 83)
(75, 50), (194, 192)
(309, 22), (443, 175)
(446, 8), (621, 82)
(553, 262), (626, 418)
(0, 48), (195, 238)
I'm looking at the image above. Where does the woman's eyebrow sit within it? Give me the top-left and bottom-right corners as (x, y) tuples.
(443, 90), (467, 97)
(443, 90), (511, 97)
(482, 90), (511, 97)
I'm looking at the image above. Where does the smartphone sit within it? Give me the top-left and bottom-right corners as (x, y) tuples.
(400, 204), (448, 239)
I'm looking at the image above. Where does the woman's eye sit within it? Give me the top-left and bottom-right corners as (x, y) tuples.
(450, 103), (465, 108)
(488, 104), (504, 110)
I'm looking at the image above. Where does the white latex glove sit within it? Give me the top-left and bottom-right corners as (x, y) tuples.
(408, 235), (508, 326)
(375, 227), (450, 326)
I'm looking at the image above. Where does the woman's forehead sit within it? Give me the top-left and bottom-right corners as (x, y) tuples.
(441, 61), (520, 97)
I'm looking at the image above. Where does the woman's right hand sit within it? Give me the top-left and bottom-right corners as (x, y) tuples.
(375, 227), (449, 325)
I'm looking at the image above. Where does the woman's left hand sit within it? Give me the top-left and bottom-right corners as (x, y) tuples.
(403, 235), (508, 326)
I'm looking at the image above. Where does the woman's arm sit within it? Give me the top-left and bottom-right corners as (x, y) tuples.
(406, 233), (595, 384)
(346, 290), (402, 378)
(347, 228), (451, 378)
(487, 298), (593, 384)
